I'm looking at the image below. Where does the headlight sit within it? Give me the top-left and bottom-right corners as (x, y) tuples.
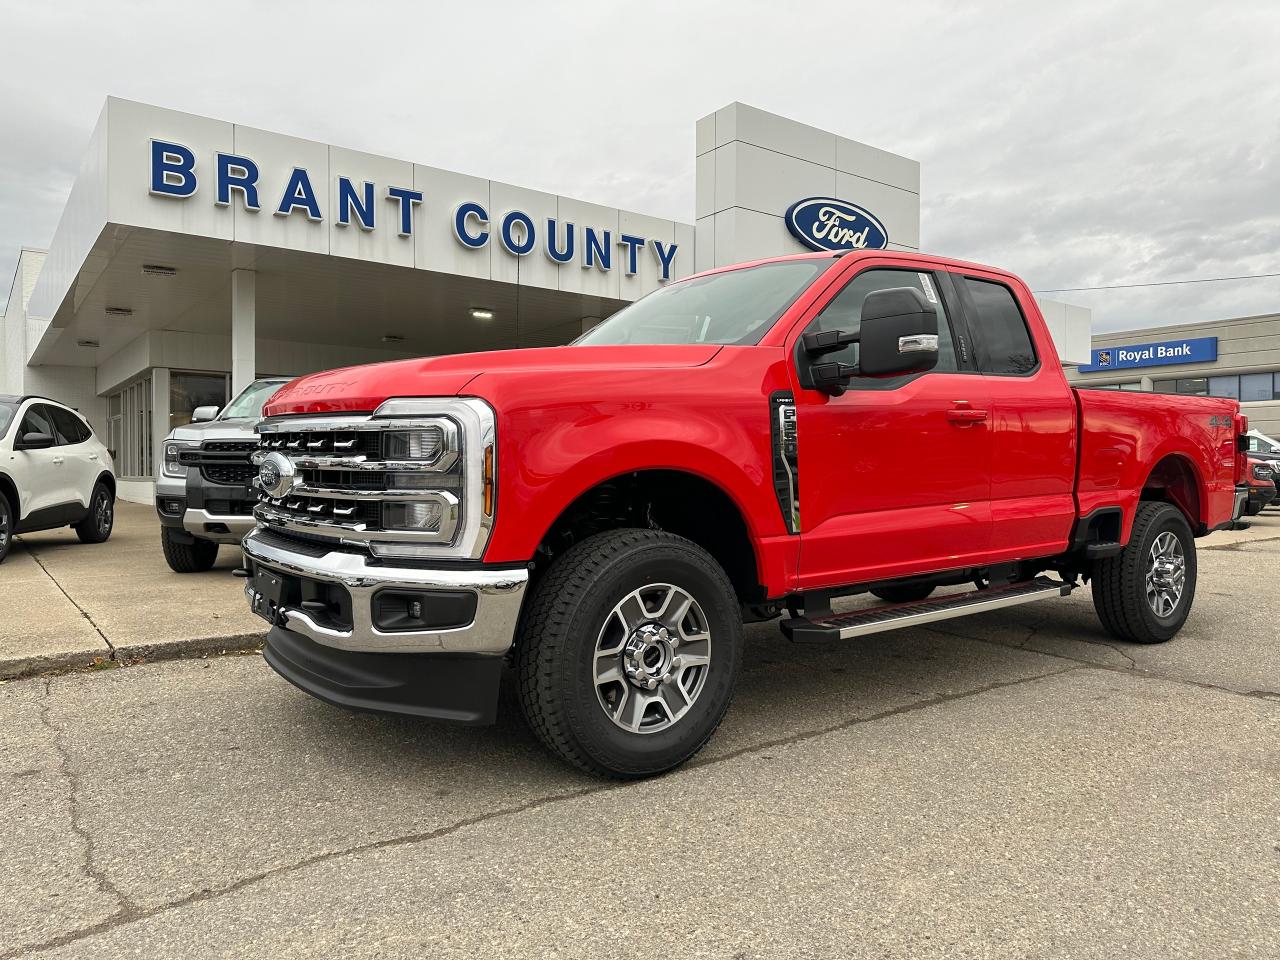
(162, 439), (199, 478)
(1253, 463), (1272, 481)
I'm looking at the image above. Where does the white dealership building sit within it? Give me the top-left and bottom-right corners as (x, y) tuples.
(2, 97), (1090, 502)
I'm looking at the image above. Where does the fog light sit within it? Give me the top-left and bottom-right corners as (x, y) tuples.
(382, 501), (444, 532)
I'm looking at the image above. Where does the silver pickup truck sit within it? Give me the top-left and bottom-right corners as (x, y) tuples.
(155, 378), (288, 571)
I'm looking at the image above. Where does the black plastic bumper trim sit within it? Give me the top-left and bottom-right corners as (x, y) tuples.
(263, 626), (503, 725)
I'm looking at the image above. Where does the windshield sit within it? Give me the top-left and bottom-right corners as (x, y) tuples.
(219, 380), (287, 420)
(0, 401), (16, 438)
(575, 258), (834, 347)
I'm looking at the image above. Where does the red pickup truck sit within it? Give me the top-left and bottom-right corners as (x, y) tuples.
(242, 250), (1249, 778)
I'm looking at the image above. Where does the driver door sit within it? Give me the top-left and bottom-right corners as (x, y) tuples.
(11, 404), (66, 520)
(790, 262), (994, 590)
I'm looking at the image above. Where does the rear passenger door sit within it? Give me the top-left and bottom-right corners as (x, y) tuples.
(47, 405), (99, 509)
(948, 273), (1077, 561)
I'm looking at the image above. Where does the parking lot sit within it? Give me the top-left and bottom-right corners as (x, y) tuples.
(2, 510), (1278, 958)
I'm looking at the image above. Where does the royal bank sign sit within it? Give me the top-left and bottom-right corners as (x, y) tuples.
(148, 140), (681, 280)
(1077, 336), (1218, 372)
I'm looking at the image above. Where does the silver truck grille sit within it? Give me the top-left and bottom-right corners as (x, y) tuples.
(253, 415), (461, 546)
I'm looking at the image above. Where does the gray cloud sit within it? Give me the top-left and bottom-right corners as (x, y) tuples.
(0, 0), (1276, 333)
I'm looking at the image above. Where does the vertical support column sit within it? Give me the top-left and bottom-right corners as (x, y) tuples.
(150, 367), (170, 491)
(231, 269), (256, 396)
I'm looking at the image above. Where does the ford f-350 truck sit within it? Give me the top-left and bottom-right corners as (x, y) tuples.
(240, 250), (1248, 778)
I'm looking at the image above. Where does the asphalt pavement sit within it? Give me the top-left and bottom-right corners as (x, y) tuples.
(2, 518), (1278, 958)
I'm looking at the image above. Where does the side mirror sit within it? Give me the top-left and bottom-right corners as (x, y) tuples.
(858, 287), (939, 377)
(190, 405), (219, 423)
(16, 431), (55, 450)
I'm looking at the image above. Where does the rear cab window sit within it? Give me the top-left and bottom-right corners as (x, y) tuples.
(960, 277), (1038, 375)
(48, 405), (91, 444)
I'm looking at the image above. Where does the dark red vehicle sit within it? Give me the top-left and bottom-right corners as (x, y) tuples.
(241, 250), (1249, 777)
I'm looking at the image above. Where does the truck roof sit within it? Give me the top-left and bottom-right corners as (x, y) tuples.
(686, 248), (1024, 286)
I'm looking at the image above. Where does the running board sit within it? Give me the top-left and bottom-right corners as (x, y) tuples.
(781, 577), (1074, 644)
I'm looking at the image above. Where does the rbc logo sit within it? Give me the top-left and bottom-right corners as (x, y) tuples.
(1096, 350), (1113, 367)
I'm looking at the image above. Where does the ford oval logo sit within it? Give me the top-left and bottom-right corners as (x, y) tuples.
(785, 197), (889, 252)
(258, 451), (295, 498)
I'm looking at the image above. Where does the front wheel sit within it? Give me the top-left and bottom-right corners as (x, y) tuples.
(74, 483), (114, 544)
(1091, 501), (1196, 644)
(161, 526), (219, 572)
(516, 528), (743, 779)
(0, 494), (13, 564)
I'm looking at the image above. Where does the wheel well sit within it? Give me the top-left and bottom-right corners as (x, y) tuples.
(534, 470), (764, 604)
(0, 473), (17, 517)
(1141, 454), (1202, 532)
(95, 472), (116, 498)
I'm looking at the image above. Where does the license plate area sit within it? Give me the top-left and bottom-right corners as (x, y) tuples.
(247, 562), (354, 631)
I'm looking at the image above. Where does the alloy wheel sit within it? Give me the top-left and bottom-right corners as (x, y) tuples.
(1145, 530), (1185, 617)
(593, 582), (712, 734)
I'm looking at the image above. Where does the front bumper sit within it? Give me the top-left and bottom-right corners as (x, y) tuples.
(240, 527), (528, 655)
(1247, 482), (1276, 510)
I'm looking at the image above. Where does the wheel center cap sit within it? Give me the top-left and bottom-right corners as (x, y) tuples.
(622, 624), (675, 690)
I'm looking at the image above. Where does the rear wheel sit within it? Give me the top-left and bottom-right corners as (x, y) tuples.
(517, 528), (743, 778)
(871, 584), (935, 604)
(1091, 501), (1196, 644)
(161, 526), (219, 572)
(74, 483), (114, 544)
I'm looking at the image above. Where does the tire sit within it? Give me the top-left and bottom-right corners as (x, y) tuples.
(1091, 501), (1196, 644)
(0, 493), (12, 565)
(161, 525), (219, 572)
(74, 482), (114, 544)
(516, 528), (744, 779)
(871, 584), (935, 604)
(1244, 501), (1263, 517)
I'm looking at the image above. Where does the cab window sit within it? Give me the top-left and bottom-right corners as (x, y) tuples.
(803, 268), (959, 382)
(962, 278), (1037, 375)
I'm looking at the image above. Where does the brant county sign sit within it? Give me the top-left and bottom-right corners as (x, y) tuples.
(785, 197), (889, 252)
(147, 140), (681, 280)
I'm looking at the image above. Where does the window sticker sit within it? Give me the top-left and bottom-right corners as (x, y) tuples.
(918, 272), (939, 304)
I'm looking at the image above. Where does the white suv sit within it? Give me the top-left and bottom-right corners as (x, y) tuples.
(0, 395), (116, 564)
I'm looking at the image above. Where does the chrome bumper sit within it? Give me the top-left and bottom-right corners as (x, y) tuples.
(1233, 484), (1249, 519)
(240, 528), (528, 655)
(184, 508), (256, 543)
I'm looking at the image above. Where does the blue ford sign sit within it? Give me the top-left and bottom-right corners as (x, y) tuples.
(1078, 336), (1218, 372)
(785, 197), (889, 252)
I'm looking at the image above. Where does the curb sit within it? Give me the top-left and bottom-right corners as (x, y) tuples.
(0, 632), (265, 683)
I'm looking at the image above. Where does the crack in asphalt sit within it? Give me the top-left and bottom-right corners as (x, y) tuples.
(1200, 535), (1280, 552)
(20, 542), (114, 654)
(2, 663), (1079, 959)
(35, 678), (135, 926)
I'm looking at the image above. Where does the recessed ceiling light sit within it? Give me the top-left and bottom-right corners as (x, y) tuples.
(104, 306), (133, 317)
(141, 264), (178, 277)
(76, 339), (100, 348)
(469, 308), (495, 321)
(381, 334), (405, 344)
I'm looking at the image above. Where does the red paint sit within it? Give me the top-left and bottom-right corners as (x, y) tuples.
(266, 250), (1241, 597)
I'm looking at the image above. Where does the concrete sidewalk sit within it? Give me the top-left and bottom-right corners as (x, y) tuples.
(0, 501), (263, 679)
(2, 497), (1279, 681)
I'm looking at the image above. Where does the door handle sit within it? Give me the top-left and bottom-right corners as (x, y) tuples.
(946, 405), (989, 424)
(88, 454), (98, 461)
(52, 457), (65, 464)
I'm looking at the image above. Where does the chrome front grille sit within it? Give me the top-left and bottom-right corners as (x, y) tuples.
(251, 399), (496, 562)
(253, 413), (462, 549)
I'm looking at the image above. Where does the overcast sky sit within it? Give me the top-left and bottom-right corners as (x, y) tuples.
(1, 0), (1277, 333)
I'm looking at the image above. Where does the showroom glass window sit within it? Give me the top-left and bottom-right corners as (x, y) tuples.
(805, 268), (959, 375)
(170, 372), (228, 429)
(108, 377), (153, 478)
(963, 278), (1037, 374)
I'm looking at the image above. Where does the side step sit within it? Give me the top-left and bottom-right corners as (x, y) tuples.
(782, 577), (1074, 644)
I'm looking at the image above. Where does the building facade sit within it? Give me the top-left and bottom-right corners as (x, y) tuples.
(2, 97), (1086, 503)
(1066, 314), (1280, 435)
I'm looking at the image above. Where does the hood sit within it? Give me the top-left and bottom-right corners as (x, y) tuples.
(264, 344), (724, 416)
(166, 417), (259, 442)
